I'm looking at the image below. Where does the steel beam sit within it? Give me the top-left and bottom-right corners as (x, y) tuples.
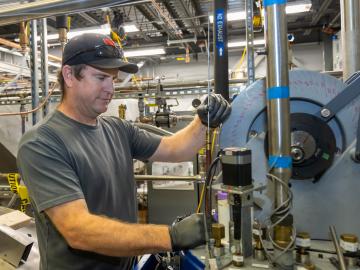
(29, 20), (39, 125)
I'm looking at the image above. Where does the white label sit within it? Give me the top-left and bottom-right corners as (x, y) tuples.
(295, 266), (308, 270)
(253, 228), (263, 236)
(340, 239), (358, 252)
(209, 258), (218, 270)
(233, 254), (244, 262)
(295, 237), (311, 248)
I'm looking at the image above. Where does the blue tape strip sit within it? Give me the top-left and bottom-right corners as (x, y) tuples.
(267, 86), (290, 100)
(264, 0), (287, 7)
(268, 156), (292, 169)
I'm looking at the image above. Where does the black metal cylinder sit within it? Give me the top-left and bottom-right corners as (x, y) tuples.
(221, 147), (252, 187)
(213, 0), (229, 101)
(56, 15), (68, 29)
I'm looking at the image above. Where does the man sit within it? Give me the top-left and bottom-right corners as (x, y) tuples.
(17, 33), (231, 270)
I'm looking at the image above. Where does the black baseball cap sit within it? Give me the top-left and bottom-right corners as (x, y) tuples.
(62, 33), (138, 74)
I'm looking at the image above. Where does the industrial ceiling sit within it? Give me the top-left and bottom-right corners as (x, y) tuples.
(0, 0), (340, 56)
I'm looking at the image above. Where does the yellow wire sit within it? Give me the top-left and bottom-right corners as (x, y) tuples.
(196, 130), (218, 213)
(234, 47), (247, 74)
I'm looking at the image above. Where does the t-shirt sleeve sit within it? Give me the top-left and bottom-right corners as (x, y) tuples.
(17, 133), (84, 213)
(122, 120), (162, 160)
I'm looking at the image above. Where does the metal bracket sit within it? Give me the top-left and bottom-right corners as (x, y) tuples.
(315, 71), (360, 121)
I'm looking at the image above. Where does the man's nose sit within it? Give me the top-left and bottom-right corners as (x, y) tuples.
(104, 81), (115, 94)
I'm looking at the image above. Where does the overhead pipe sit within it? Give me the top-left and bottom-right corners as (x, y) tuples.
(0, 37), (61, 62)
(0, 0), (150, 27)
(213, 0), (229, 101)
(264, 0), (293, 268)
(340, 0), (360, 81)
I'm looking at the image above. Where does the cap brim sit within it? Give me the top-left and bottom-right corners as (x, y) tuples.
(87, 58), (139, 74)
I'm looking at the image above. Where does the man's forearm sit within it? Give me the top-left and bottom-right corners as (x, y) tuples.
(67, 213), (172, 257)
(165, 116), (207, 162)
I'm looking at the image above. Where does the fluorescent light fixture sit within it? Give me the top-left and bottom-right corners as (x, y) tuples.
(209, 1), (312, 22)
(123, 48), (165, 57)
(16, 25), (111, 41)
(228, 39), (265, 48)
(46, 24), (111, 40)
(123, 24), (139, 33)
(286, 3), (312, 14)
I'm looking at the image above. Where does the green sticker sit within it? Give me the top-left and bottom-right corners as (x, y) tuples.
(322, 152), (330, 160)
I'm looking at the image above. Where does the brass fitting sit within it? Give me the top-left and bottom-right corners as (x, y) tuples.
(19, 22), (28, 52)
(58, 28), (68, 50)
(212, 223), (225, 248)
(274, 224), (293, 249)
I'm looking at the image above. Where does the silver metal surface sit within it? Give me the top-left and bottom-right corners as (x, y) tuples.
(40, 18), (49, 117)
(0, 0), (145, 26)
(134, 174), (202, 182)
(321, 108), (331, 118)
(291, 130), (316, 163)
(330, 226), (347, 270)
(341, 0), (360, 81)
(0, 225), (33, 268)
(30, 20), (39, 126)
(246, 0), (255, 84)
(220, 70), (360, 239)
(265, 3), (291, 208)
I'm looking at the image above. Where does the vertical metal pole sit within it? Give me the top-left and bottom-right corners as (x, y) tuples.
(246, 0), (255, 84)
(322, 33), (333, 71)
(264, 0), (293, 267)
(340, 0), (360, 81)
(30, 19), (39, 125)
(40, 18), (49, 117)
(213, 0), (229, 101)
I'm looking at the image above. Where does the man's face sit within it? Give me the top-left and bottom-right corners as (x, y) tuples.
(66, 65), (118, 118)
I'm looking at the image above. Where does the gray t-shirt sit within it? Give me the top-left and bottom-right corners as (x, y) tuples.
(17, 110), (162, 270)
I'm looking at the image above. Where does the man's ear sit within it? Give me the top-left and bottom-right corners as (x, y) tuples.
(62, 65), (73, 88)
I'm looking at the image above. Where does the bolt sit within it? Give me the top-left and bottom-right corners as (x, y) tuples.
(321, 108), (331, 118)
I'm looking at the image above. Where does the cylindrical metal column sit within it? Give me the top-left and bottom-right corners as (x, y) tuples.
(30, 19), (39, 125)
(340, 0), (360, 81)
(40, 18), (49, 117)
(213, 0), (229, 101)
(265, 0), (291, 215)
(264, 0), (293, 268)
(246, 0), (255, 84)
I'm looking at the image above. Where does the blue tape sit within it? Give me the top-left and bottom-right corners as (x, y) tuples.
(268, 156), (292, 169)
(264, 0), (287, 7)
(267, 86), (290, 100)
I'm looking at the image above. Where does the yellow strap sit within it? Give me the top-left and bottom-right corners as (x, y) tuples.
(7, 173), (30, 212)
(7, 173), (19, 194)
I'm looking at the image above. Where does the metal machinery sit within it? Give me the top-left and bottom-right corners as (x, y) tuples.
(213, 69), (360, 269)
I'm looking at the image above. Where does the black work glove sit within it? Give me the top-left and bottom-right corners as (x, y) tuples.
(197, 93), (231, 128)
(169, 213), (206, 251)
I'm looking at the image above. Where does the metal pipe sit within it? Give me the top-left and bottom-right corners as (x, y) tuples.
(265, 1), (291, 213)
(340, 0), (360, 81)
(329, 226), (347, 270)
(134, 175), (202, 182)
(0, 0), (149, 27)
(246, 0), (255, 84)
(0, 37), (61, 62)
(265, 1), (293, 268)
(40, 18), (49, 117)
(213, 0), (229, 101)
(134, 122), (174, 136)
(30, 20), (39, 125)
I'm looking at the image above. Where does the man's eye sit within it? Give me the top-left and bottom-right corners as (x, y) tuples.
(96, 76), (106, 81)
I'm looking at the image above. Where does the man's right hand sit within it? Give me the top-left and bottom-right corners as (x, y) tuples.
(169, 213), (206, 251)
